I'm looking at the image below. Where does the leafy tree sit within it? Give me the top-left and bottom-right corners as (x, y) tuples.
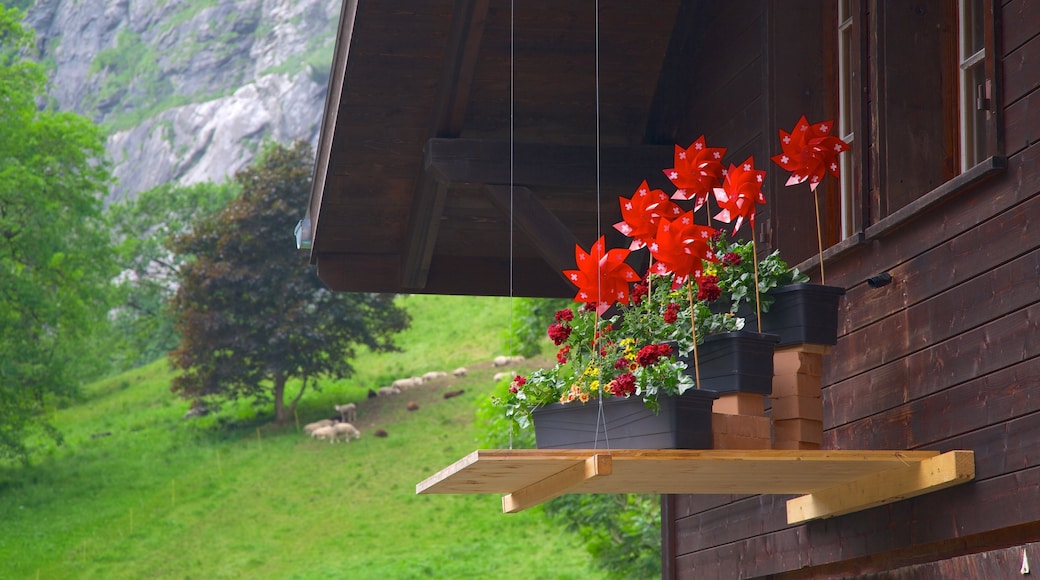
(107, 181), (239, 369)
(167, 141), (411, 422)
(1, 6), (117, 461)
(507, 296), (569, 358)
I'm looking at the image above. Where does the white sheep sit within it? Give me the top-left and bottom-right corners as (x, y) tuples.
(391, 377), (422, 390)
(304, 419), (335, 435)
(335, 403), (357, 424)
(493, 371), (515, 383)
(333, 422), (361, 442)
(378, 385), (402, 397)
(452, 367), (468, 377)
(311, 425), (338, 442)
(422, 371), (448, 382)
(492, 355), (511, 367)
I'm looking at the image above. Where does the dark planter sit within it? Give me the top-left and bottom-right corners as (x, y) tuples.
(721, 283), (846, 347)
(683, 330), (779, 395)
(531, 388), (718, 449)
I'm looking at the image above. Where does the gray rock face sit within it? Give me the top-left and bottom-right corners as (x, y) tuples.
(25, 0), (340, 200)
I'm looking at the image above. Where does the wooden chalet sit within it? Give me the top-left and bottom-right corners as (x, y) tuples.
(303, 0), (1040, 577)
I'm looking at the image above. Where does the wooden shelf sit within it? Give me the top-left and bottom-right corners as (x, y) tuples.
(416, 449), (974, 523)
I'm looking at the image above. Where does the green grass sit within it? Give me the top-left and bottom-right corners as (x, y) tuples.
(0, 295), (597, 579)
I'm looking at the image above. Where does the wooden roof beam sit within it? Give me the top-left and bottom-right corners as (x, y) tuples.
(425, 138), (674, 190)
(402, 0), (490, 288)
(482, 185), (581, 289)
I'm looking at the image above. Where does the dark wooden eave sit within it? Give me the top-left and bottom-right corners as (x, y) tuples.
(306, 0), (691, 297)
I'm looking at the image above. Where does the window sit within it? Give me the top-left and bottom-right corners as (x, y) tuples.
(834, 0), (1000, 240)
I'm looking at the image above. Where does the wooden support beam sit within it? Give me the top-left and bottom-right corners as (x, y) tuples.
(425, 138), (673, 190)
(402, 170), (450, 289)
(502, 454), (612, 514)
(482, 184), (580, 288)
(786, 450), (976, 524)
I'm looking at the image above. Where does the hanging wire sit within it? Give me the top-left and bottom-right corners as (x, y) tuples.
(507, 0), (515, 451)
(592, 0), (611, 452)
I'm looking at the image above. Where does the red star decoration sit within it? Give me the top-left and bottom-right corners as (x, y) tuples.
(647, 211), (719, 288)
(613, 180), (683, 250)
(663, 136), (727, 211)
(770, 115), (851, 192)
(562, 236), (641, 315)
(713, 156), (767, 235)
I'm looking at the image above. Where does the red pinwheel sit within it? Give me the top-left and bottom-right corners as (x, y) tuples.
(663, 136), (727, 211)
(563, 236), (641, 315)
(647, 211), (719, 288)
(713, 156), (767, 234)
(771, 115), (850, 191)
(614, 180), (683, 250)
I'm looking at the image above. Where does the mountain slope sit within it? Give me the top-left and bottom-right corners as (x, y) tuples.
(24, 0), (338, 201)
(0, 295), (594, 578)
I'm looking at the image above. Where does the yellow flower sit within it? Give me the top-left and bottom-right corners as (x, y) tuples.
(589, 380), (599, 392)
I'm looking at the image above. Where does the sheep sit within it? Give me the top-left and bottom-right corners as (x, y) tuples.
(493, 355), (527, 367)
(304, 419), (335, 435)
(378, 386), (402, 397)
(392, 377), (422, 390)
(333, 422), (361, 442)
(452, 367), (467, 377)
(374, 428), (389, 438)
(406, 401), (419, 411)
(335, 403), (357, 424)
(311, 425), (338, 442)
(422, 371), (448, 382)
(492, 371), (515, 383)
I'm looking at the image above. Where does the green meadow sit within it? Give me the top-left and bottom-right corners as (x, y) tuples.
(0, 295), (600, 579)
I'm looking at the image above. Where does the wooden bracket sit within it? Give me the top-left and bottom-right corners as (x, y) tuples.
(786, 450), (976, 524)
(502, 453), (612, 513)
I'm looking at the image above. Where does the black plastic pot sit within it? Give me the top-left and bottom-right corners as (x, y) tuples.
(531, 388), (718, 449)
(684, 330), (780, 395)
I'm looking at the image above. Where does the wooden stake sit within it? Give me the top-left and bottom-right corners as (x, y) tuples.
(256, 427), (262, 450)
(814, 188), (826, 284)
(688, 284), (701, 389)
(751, 238), (762, 333)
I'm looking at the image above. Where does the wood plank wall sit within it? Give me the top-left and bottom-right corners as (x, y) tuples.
(667, 0), (1040, 577)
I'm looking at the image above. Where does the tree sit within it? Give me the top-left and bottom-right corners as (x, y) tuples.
(0, 6), (117, 461)
(107, 181), (239, 370)
(167, 141), (411, 422)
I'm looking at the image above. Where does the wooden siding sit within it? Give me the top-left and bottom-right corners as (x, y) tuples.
(667, 1), (1040, 577)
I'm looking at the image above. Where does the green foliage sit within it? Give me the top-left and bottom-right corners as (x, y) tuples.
(544, 493), (663, 579)
(0, 7), (117, 462)
(167, 141), (412, 423)
(0, 299), (598, 579)
(508, 296), (569, 358)
(106, 180), (240, 370)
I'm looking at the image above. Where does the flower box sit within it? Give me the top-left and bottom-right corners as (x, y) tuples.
(730, 283), (845, 347)
(684, 330), (780, 395)
(531, 388), (718, 449)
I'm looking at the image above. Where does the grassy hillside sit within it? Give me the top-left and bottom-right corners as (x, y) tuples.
(0, 295), (598, 579)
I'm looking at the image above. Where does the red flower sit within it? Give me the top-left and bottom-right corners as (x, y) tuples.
(554, 308), (574, 322)
(722, 252), (741, 266)
(771, 115), (850, 192)
(662, 302), (681, 324)
(509, 374), (526, 394)
(713, 156), (767, 235)
(614, 180), (683, 250)
(563, 236), (641, 315)
(609, 373), (637, 397)
(631, 282), (649, 304)
(663, 136), (727, 211)
(696, 275), (722, 302)
(556, 345), (571, 364)
(636, 343), (673, 367)
(547, 322), (572, 345)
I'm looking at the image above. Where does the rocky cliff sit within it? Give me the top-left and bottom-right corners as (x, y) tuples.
(24, 0), (340, 201)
